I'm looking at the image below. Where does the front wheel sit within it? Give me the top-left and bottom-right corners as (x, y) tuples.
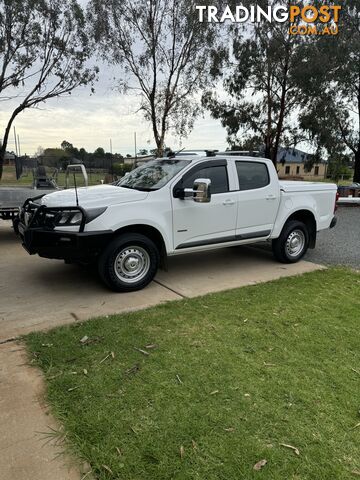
(272, 220), (309, 264)
(98, 233), (159, 292)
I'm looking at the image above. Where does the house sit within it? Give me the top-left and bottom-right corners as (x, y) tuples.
(3, 151), (16, 166)
(276, 147), (326, 180)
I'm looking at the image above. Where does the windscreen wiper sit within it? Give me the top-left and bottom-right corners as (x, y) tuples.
(118, 185), (157, 192)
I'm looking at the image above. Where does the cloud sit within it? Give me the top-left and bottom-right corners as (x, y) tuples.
(0, 85), (228, 156)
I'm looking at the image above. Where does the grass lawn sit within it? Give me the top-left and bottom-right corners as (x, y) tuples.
(25, 268), (360, 480)
(0, 165), (105, 187)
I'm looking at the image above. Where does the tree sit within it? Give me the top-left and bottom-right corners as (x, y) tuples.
(35, 146), (44, 158)
(298, 0), (360, 182)
(150, 146), (173, 157)
(0, 0), (97, 178)
(41, 148), (69, 168)
(112, 162), (132, 177)
(94, 147), (105, 157)
(203, 0), (311, 166)
(61, 140), (74, 151)
(88, 0), (219, 156)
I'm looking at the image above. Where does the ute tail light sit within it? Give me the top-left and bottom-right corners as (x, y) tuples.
(334, 191), (339, 213)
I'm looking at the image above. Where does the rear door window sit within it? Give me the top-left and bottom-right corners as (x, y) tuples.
(236, 162), (269, 190)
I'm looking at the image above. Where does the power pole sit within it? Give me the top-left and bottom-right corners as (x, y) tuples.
(110, 138), (113, 179)
(13, 126), (18, 156)
(17, 134), (21, 157)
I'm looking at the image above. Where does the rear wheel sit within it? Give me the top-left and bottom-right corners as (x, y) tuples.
(98, 233), (159, 292)
(272, 220), (309, 263)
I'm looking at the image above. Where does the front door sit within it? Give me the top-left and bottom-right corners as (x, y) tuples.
(171, 160), (237, 249)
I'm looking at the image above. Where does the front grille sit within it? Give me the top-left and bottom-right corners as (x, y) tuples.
(20, 200), (41, 226)
(21, 198), (86, 232)
(32, 208), (57, 229)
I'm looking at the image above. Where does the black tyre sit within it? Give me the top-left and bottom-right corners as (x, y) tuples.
(12, 216), (20, 235)
(272, 220), (309, 264)
(98, 233), (159, 292)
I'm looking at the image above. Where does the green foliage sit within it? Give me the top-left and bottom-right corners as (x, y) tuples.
(61, 140), (81, 160)
(112, 162), (133, 177)
(138, 149), (149, 156)
(61, 140), (74, 152)
(150, 146), (173, 157)
(94, 147), (105, 157)
(299, 0), (360, 182)
(327, 154), (353, 182)
(41, 148), (70, 168)
(88, 0), (219, 155)
(229, 138), (263, 153)
(203, 1), (310, 164)
(37, 141), (124, 171)
(0, 0), (97, 178)
(26, 268), (360, 480)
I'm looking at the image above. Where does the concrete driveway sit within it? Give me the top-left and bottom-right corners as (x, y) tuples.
(0, 223), (323, 342)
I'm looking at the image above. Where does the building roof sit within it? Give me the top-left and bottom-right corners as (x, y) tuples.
(277, 147), (317, 164)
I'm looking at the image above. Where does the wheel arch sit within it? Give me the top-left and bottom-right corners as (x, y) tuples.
(283, 210), (317, 248)
(113, 224), (168, 268)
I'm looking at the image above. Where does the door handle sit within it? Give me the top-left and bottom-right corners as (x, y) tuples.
(266, 195), (277, 200)
(223, 199), (235, 206)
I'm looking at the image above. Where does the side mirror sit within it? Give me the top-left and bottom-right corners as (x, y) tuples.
(184, 178), (211, 203)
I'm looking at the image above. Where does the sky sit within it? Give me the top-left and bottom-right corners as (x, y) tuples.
(0, 0), (234, 158)
(0, 67), (229, 158)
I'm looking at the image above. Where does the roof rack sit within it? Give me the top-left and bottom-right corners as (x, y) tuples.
(205, 150), (217, 157)
(215, 150), (261, 157)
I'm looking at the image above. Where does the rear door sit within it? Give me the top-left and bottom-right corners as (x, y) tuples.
(171, 160), (237, 250)
(233, 160), (280, 238)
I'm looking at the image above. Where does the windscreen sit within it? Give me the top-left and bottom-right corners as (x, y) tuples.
(117, 159), (191, 191)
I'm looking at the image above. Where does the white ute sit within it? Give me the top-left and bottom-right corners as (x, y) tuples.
(19, 155), (337, 292)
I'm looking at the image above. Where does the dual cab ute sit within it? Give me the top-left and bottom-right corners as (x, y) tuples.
(19, 155), (337, 292)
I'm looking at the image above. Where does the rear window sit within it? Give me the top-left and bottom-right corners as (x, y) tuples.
(236, 162), (269, 190)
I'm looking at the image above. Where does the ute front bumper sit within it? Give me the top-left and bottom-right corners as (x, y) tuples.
(19, 222), (113, 262)
(18, 199), (113, 262)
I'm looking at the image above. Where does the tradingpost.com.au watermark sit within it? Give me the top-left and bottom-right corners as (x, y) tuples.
(196, 3), (342, 35)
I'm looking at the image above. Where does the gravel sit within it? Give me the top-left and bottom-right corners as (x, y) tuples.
(304, 207), (360, 269)
(255, 207), (360, 269)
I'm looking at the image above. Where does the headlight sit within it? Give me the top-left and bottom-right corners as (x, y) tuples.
(55, 210), (83, 226)
(53, 207), (107, 227)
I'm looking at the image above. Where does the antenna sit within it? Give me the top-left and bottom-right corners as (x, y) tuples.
(168, 147), (185, 159)
(73, 171), (79, 207)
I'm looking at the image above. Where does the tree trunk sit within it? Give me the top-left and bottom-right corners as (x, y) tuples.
(264, 136), (272, 161)
(265, 69), (272, 162)
(0, 143), (7, 180)
(156, 135), (165, 158)
(354, 149), (360, 183)
(0, 107), (22, 179)
(356, 91), (360, 183)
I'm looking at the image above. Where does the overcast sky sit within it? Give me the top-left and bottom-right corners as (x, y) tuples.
(0, 61), (229, 157)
